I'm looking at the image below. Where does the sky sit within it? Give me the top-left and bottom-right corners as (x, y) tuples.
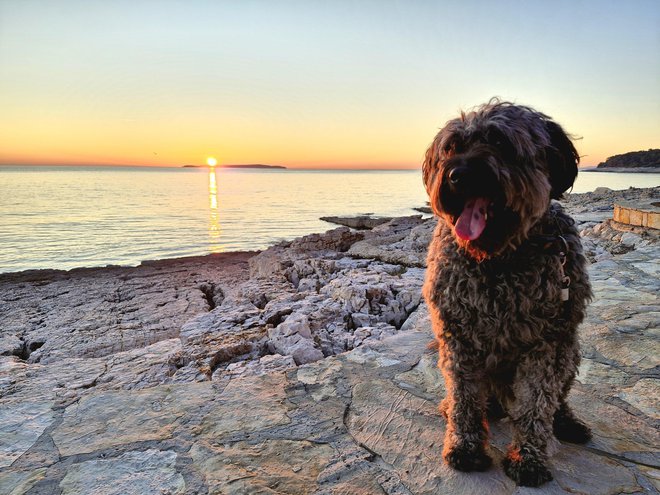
(0, 0), (658, 169)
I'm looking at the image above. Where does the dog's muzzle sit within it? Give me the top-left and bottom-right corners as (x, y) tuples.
(444, 162), (494, 241)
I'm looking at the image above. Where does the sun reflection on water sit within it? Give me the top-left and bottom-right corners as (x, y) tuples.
(208, 167), (222, 252)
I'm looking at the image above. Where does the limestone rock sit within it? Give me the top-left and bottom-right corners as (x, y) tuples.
(0, 253), (252, 364)
(198, 374), (292, 438)
(51, 383), (214, 456)
(0, 468), (47, 495)
(0, 335), (23, 357)
(223, 353), (296, 378)
(348, 216), (434, 267)
(191, 439), (335, 495)
(0, 401), (54, 468)
(320, 215), (394, 229)
(551, 444), (638, 495)
(618, 379), (660, 419)
(59, 449), (185, 495)
(267, 313), (324, 365)
(179, 300), (266, 373)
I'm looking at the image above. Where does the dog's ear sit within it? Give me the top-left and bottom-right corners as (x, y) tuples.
(544, 120), (579, 199)
(422, 142), (439, 195)
(422, 142), (443, 215)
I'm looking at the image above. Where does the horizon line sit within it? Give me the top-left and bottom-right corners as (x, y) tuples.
(0, 162), (605, 170)
(0, 163), (423, 170)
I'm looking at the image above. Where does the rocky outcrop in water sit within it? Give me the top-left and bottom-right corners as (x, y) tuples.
(320, 215), (394, 229)
(0, 187), (658, 494)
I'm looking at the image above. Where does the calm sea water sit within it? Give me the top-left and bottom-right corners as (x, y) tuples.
(0, 166), (658, 273)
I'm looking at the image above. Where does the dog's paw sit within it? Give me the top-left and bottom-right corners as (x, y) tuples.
(503, 451), (553, 487)
(443, 444), (492, 472)
(553, 412), (592, 444)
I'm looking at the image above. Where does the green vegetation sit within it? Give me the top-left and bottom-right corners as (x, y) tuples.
(597, 149), (660, 169)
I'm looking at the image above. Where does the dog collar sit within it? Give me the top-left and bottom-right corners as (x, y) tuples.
(527, 212), (571, 303)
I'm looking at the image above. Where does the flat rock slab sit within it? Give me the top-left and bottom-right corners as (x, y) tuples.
(198, 374), (292, 437)
(0, 401), (54, 468)
(0, 468), (47, 495)
(0, 252), (252, 364)
(59, 449), (185, 495)
(320, 215), (394, 229)
(52, 383), (214, 456)
(190, 439), (335, 495)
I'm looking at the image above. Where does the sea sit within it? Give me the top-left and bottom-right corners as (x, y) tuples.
(0, 166), (658, 274)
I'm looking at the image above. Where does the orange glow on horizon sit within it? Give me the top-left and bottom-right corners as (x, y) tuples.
(0, 110), (646, 170)
(0, 108), (650, 170)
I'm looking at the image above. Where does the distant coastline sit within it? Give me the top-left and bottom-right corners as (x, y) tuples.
(593, 149), (660, 172)
(581, 166), (660, 174)
(182, 164), (286, 169)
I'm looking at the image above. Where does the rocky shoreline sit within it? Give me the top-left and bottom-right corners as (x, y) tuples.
(583, 167), (660, 174)
(1, 187), (658, 494)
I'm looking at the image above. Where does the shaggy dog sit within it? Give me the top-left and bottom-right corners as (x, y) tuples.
(422, 100), (592, 487)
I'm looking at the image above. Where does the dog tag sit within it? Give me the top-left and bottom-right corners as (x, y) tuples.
(561, 276), (571, 302)
(561, 276), (571, 301)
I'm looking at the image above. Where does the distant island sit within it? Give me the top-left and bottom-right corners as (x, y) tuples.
(593, 149), (660, 172)
(182, 164), (286, 169)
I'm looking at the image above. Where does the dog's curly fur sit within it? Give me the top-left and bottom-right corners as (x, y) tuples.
(422, 100), (592, 487)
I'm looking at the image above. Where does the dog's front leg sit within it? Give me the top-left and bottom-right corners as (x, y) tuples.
(503, 352), (558, 487)
(439, 358), (492, 472)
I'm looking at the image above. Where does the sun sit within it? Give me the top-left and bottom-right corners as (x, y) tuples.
(206, 157), (217, 167)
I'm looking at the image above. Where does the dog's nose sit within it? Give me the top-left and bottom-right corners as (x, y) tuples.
(448, 166), (469, 186)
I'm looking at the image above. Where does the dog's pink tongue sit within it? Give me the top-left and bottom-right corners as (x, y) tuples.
(455, 198), (489, 241)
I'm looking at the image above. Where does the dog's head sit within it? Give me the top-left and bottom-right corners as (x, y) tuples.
(423, 99), (579, 260)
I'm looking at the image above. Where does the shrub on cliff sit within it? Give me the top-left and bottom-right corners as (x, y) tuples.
(597, 149), (660, 169)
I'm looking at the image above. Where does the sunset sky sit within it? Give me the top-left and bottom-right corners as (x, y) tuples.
(0, 0), (658, 169)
